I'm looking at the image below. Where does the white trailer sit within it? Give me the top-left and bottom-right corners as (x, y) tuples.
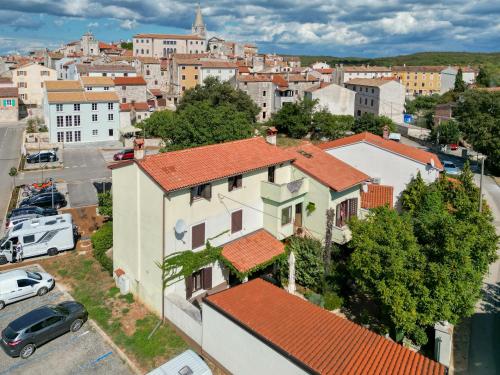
(0, 214), (77, 264)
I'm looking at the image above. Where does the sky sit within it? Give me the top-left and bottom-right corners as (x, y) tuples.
(0, 0), (499, 57)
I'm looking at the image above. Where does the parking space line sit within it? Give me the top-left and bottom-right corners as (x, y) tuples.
(72, 351), (114, 374)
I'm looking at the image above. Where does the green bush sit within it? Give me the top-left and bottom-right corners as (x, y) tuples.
(304, 290), (324, 307)
(91, 222), (113, 274)
(98, 192), (113, 218)
(323, 291), (343, 310)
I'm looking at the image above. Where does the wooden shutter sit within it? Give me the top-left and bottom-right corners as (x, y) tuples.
(228, 177), (234, 192)
(202, 184), (212, 200)
(231, 210), (243, 233)
(191, 223), (205, 249)
(185, 275), (194, 299)
(349, 198), (358, 218)
(202, 267), (212, 290)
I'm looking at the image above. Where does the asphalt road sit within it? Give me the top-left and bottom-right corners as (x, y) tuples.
(0, 265), (133, 375)
(0, 123), (24, 229)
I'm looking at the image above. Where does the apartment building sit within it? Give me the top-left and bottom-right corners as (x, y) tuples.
(135, 57), (163, 90)
(43, 80), (120, 143)
(304, 82), (356, 116)
(345, 78), (405, 123)
(12, 63), (57, 106)
(76, 64), (137, 79)
(334, 65), (392, 84)
(234, 75), (275, 121)
(113, 76), (148, 104)
(392, 66), (445, 96)
(199, 60), (238, 83)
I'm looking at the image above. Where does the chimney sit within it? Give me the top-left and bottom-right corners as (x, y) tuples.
(266, 127), (278, 145)
(382, 125), (390, 140)
(134, 138), (145, 160)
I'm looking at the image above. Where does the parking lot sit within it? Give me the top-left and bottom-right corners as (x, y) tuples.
(0, 265), (133, 375)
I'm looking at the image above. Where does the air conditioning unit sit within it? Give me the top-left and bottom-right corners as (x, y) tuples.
(371, 177), (381, 185)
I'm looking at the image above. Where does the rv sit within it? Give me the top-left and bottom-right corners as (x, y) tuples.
(0, 214), (77, 264)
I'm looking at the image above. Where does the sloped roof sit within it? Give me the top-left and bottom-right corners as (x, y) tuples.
(47, 92), (86, 103)
(0, 87), (18, 98)
(113, 76), (147, 86)
(222, 229), (285, 274)
(81, 76), (115, 86)
(288, 143), (369, 192)
(133, 33), (205, 40)
(45, 80), (82, 92)
(345, 78), (397, 87)
(319, 132), (443, 170)
(132, 137), (294, 192)
(205, 279), (445, 375)
(344, 65), (391, 72)
(84, 91), (119, 102)
(361, 184), (394, 209)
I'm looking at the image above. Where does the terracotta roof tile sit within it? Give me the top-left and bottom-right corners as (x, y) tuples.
(288, 143), (369, 192)
(87, 64), (135, 72)
(344, 66), (392, 73)
(84, 91), (119, 102)
(81, 76), (115, 86)
(237, 74), (272, 83)
(113, 76), (147, 86)
(205, 279), (445, 375)
(319, 132), (443, 170)
(222, 229), (285, 274)
(120, 103), (132, 112)
(45, 80), (82, 92)
(315, 68), (334, 74)
(361, 184), (394, 209)
(392, 66), (447, 73)
(345, 78), (397, 87)
(47, 91), (87, 103)
(0, 87), (18, 98)
(133, 33), (205, 40)
(137, 137), (295, 192)
(199, 60), (237, 69)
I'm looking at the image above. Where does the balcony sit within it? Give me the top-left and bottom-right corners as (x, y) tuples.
(261, 178), (309, 203)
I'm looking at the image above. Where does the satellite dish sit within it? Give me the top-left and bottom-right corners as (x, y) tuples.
(174, 219), (187, 235)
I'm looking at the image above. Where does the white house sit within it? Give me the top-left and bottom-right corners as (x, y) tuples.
(199, 60), (238, 82)
(345, 78), (406, 124)
(43, 80), (120, 144)
(304, 82), (355, 116)
(319, 132), (443, 206)
(12, 63), (57, 106)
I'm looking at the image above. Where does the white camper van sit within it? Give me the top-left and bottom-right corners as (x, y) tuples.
(0, 214), (77, 264)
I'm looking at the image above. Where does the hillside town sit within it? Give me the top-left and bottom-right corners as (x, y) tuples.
(0, 3), (498, 375)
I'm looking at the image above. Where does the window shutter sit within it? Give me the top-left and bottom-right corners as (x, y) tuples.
(204, 184), (212, 200)
(349, 198), (358, 218)
(185, 276), (194, 299)
(228, 178), (234, 192)
(202, 267), (212, 290)
(231, 210), (243, 233)
(191, 223), (205, 249)
(190, 187), (195, 204)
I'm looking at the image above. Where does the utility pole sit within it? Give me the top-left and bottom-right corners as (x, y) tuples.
(479, 156), (485, 213)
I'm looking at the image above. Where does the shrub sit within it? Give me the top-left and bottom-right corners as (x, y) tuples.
(304, 290), (324, 307)
(98, 192), (113, 218)
(323, 291), (343, 310)
(91, 222), (113, 274)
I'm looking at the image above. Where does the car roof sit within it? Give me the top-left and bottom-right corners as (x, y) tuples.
(9, 306), (56, 331)
(0, 270), (28, 282)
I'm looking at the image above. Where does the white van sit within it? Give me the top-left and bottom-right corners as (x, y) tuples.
(0, 269), (55, 310)
(0, 214), (77, 265)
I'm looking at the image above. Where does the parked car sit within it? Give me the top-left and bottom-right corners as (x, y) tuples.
(147, 350), (212, 375)
(443, 161), (461, 175)
(113, 149), (134, 161)
(7, 206), (58, 220)
(26, 151), (58, 164)
(449, 143), (459, 151)
(0, 301), (88, 359)
(0, 270), (55, 310)
(19, 192), (67, 209)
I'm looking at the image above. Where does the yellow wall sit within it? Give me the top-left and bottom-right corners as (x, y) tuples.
(179, 65), (200, 94)
(392, 69), (441, 96)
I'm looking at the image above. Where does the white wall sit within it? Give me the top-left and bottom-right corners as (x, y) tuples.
(307, 84), (355, 116)
(165, 294), (202, 345)
(325, 142), (440, 204)
(200, 67), (236, 82)
(202, 303), (307, 375)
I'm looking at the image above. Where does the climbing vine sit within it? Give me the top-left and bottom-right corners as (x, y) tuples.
(158, 242), (222, 288)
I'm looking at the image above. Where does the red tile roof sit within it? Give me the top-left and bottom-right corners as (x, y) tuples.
(222, 230), (285, 274)
(135, 137), (295, 192)
(319, 132), (443, 170)
(134, 33), (205, 40)
(0, 87), (18, 98)
(113, 76), (147, 86)
(288, 143), (369, 192)
(361, 184), (394, 209)
(315, 68), (334, 74)
(205, 279), (445, 375)
(272, 75), (288, 88)
(120, 102), (149, 111)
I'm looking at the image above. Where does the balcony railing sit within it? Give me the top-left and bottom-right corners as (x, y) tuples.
(261, 178), (309, 203)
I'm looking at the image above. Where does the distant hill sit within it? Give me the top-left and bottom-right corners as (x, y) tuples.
(299, 52), (500, 68)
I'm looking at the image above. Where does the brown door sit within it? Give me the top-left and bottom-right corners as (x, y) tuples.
(294, 203), (303, 231)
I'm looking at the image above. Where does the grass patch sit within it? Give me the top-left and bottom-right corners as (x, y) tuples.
(57, 269), (69, 277)
(276, 136), (303, 148)
(122, 308), (130, 314)
(119, 293), (134, 304)
(108, 286), (120, 298)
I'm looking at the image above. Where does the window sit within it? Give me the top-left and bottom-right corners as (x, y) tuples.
(182, 75), (186, 80)
(65, 115), (72, 127)
(231, 210), (243, 233)
(73, 104), (80, 111)
(185, 267), (212, 298)
(124, 73), (128, 77)
(104, 86), (109, 91)
(40, 82), (44, 88)
(364, 98), (368, 105)
(228, 175), (242, 191)
(23, 235), (35, 244)
(262, 90), (266, 96)
(40, 71), (50, 76)
(108, 102), (114, 110)
(56, 104), (63, 111)
(371, 99), (374, 106)
(122, 85), (126, 90)
(28, 321), (45, 333)
(74, 131), (81, 142)
(57, 132), (64, 142)
(359, 97), (362, 104)
(191, 223), (205, 249)
(108, 114), (114, 121)
(371, 88), (375, 93)
(281, 206), (292, 226)
(56, 116), (64, 127)
(335, 198), (358, 227)
(92, 103), (97, 110)
(194, 75), (198, 80)
(190, 183), (211, 202)
(92, 114), (98, 122)
(17, 70), (26, 76)
(146, 70), (150, 75)
(65, 132), (73, 142)
(263, 102), (266, 108)
(74, 115), (80, 126)
(122, 98), (126, 103)
(102, 73), (107, 77)
(262, 111), (266, 119)
(108, 129), (114, 136)
(86, 87), (93, 91)
(268, 166), (275, 183)
(43, 316), (63, 328)
(92, 129), (98, 136)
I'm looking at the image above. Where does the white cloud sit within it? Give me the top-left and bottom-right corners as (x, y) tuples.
(87, 21), (99, 28)
(119, 19), (138, 30)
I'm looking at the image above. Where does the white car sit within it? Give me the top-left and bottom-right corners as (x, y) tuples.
(0, 269), (55, 310)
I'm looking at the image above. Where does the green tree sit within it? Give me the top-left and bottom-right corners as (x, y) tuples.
(430, 119), (461, 144)
(97, 192), (113, 219)
(137, 109), (176, 139)
(177, 77), (259, 123)
(454, 68), (467, 92)
(311, 111), (353, 140)
(401, 171), (427, 213)
(120, 42), (133, 50)
(352, 113), (395, 136)
(476, 66), (491, 87)
(269, 98), (316, 138)
(8, 167), (18, 188)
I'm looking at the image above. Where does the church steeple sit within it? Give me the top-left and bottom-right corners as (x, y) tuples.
(192, 3), (206, 38)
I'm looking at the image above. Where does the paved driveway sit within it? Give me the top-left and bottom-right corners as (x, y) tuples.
(0, 265), (133, 375)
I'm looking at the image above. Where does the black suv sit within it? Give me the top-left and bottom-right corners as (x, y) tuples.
(7, 206), (58, 219)
(1, 301), (88, 359)
(26, 151), (58, 164)
(19, 192), (67, 209)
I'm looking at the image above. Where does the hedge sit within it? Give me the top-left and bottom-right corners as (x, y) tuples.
(91, 221), (113, 274)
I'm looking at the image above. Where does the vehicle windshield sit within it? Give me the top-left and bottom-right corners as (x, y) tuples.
(445, 162), (456, 168)
(26, 271), (42, 280)
(3, 326), (19, 340)
(0, 236), (9, 249)
(49, 305), (69, 315)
